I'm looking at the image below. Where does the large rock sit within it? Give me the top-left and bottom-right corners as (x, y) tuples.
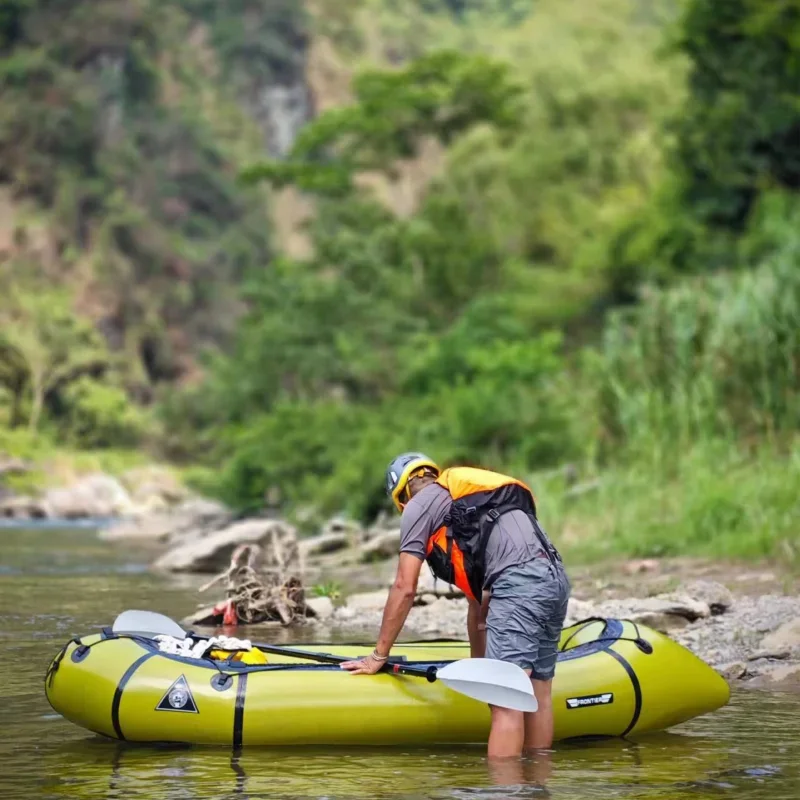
(580, 593), (711, 634)
(0, 494), (49, 519)
(412, 597), (469, 636)
(759, 618), (800, 654)
(0, 457), (31, 477)
(565, 597), (597, 625)
(121, 466), (188, 509)
(621, 595), (711, 632)
(299, 531), (351, 559)
(716, 661), (748, 681)
(747, 662), (800, 688)
(152, 518), (297, 573)
(165, 500), (238, 545)
(44, 473), (135, 519)
(676, 580), (734, 615)
(99, 498), (231, 543)
(358, 529), (400, 562)
(346, 590), (389, 610)
(748, 648), (790, 661)
(415, 567), (464, 599)
(305, 596), (335, 620)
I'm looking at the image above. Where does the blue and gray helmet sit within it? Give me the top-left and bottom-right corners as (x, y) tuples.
(385, 452), (440, 512)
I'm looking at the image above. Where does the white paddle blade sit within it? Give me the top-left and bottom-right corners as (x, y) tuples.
(112, 609), (187, 639)
(436, 658), (538, 712)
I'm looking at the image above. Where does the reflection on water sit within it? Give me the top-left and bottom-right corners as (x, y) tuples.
(2, 527), (799, 799)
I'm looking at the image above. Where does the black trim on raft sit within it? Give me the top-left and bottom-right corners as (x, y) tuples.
(605, 648), (642, 737)
(111, 652), (156, 740)
(233, 673), (248, 748)
(559, 618), (608, 652)
(52, 619), (634, 678)
(557, 619), (624, 663)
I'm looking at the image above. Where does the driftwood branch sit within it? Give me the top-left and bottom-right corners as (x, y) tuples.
(193, 531), (308, 627)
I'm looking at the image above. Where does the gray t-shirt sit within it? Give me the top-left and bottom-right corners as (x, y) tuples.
(399, 483), (545, 588)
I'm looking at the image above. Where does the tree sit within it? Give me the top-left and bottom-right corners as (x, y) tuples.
(240, 49), (524, 196)
(669, 0), (800, 231)
(0, 265), (108, 431)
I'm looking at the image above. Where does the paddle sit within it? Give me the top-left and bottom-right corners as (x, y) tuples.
(112, 609), (538, 712)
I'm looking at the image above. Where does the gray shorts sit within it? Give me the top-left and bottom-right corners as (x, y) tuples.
(484, 556), (571, 681)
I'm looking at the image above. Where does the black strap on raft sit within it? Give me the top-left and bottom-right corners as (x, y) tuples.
(46, 637), (82, 687)
(559, 617), (653, 655)
(45, 635), (116, 686)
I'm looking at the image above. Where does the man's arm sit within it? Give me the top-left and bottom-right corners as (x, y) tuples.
(466, 591), (491, 658)
(340, 553), (424, 674)
(341, 490), (439, 674)
(375, 553), (424, 656)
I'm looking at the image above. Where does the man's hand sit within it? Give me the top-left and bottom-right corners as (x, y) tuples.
(340, 653), (387, 675)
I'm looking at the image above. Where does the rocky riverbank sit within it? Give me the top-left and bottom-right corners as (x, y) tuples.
(0, 462), (201, 521)
(325, 576), (800, 689)
(92, 500), (800, 692)
(7, 462), (796, 692)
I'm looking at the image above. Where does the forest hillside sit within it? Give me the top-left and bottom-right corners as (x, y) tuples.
(1, 0), (797, 565)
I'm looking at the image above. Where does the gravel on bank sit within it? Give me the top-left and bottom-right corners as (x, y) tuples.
(323, 580), (800, 689)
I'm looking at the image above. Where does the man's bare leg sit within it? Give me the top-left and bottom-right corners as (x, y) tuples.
(487, 705), (524, 759)
(523, 678), (554, 751)
(487, 754), (524, 786)
(523, 750), (553, 786)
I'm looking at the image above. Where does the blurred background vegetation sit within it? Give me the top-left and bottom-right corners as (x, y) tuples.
(1, 0), (797, 564)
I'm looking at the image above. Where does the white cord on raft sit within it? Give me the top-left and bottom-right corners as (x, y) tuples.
(154, 634), (252, 659)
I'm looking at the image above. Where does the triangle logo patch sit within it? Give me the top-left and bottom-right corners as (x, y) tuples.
(156, 675), (199, 713)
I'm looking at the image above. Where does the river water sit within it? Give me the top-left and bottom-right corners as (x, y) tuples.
(1, 526), (799, 800)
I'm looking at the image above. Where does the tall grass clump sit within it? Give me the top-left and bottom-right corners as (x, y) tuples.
(591, 238), (800, 463)
(540, 438), (800, 567)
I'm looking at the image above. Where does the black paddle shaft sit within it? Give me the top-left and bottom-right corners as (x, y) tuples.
(252, 641), (440, 682)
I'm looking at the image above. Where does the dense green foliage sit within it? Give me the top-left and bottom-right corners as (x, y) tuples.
(541, 438), (799, 565)
(1, 0), (797, 563)
(171, 0), (799, 561)
(0, 0), (293, 446)
(607, 0), (800, 280)
(593, 238), (800, 459)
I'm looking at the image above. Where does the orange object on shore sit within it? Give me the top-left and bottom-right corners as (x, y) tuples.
(211, 599), (238, 626)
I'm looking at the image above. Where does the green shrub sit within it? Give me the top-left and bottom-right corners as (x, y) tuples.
(549, 439), (800, 567)
(590, 244), (800, 460)
(61, 378), (146, 449)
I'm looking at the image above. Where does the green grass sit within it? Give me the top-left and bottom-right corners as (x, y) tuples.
(0, 428), (156, 494)
(532, 437), (800, 569)
(311, 581), (344, 600)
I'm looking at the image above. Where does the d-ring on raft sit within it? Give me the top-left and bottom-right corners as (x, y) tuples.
(44, 612), (730, 746)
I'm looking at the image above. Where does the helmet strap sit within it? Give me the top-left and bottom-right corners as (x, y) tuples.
(403, 467), (436, 502)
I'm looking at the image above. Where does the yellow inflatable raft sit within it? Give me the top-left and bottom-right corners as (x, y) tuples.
(45, 618), (729, 746)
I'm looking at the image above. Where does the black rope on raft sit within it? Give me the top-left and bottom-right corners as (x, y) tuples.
(45, 636), (113, 686)
(45, 637), (82, 687)
(576, 635), (653, 654)
(559, 617), (608, 652)
(559, 617), (653, 655)
(626, 619), (653, 653)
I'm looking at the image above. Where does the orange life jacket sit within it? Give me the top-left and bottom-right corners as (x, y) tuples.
(424, 466), (558, 603)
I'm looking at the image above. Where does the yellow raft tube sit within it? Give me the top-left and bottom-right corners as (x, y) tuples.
(45, 618), (729, 747)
